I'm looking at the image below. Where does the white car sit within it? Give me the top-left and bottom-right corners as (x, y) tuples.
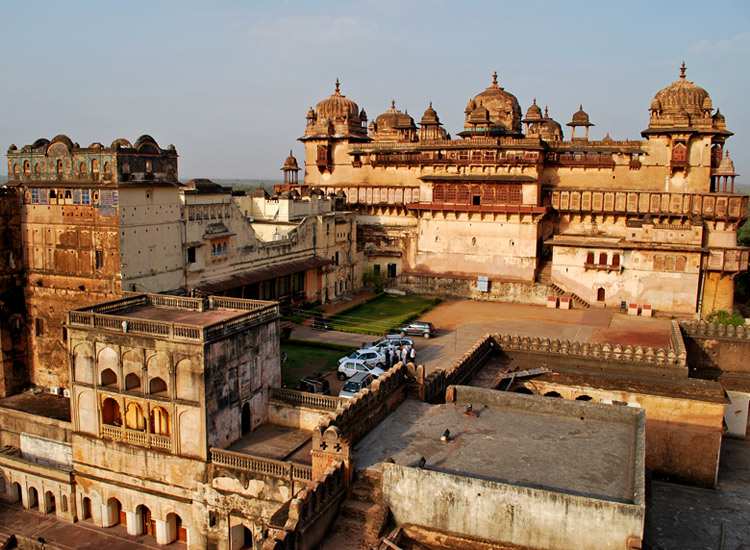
(337, 359), (385, 381)
(337, 348), (386, 368)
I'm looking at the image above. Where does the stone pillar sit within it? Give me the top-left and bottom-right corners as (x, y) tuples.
(155, 518), (175, 545)
(126, 510), (143, 536)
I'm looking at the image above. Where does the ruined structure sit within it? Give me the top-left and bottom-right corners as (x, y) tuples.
(1, 138), (360, 395)
(297, 66), (748, 314)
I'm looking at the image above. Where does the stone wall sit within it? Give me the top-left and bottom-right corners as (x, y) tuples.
(681, 320), (750, 377)
(397, 274), (549, 305)
(268, 389), (339, 430)
(262, 461), (347, 550)
(381, 463), (644, 550)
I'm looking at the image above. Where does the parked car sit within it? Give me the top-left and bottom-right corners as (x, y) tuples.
(337, 348), (386, 368)
(398, 321), (437, 339)
(339, 372), (376, 399)
(297, 375), (330, 395)
(370, 335), (415, 350)
(337, 359), (385, 381)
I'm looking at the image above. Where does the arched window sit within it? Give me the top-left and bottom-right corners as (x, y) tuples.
(612, 254), (620, 267)
(575, 395), (593, 401)
(598, 252), (608, 265)
(79, 162), (86, 174)
(125, 372), (141, 391)
(103, 161), (111, 174)
(102, 398), (122, 426)
(34, 163), (40, 174)
(44, 491), (56, 514)
(23, 160), (30, 174)
(150, 407), (170, 435)
(544, 391), (562, 398)
(514, 387), (534, 395)
(100, 368), (117, 387)
(56, 159), (64, 173)
(586, 252), (594, 264)
(13, 164), (19, 174)
(149, 377), (167, 395)
(125, 402), (146, 431)
(91, 159), (99, 173)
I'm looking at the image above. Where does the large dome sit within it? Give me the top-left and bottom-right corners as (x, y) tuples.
(652, 63), (710, 114)
(315, 79), (360, 120)
(463, 72), (522, 135)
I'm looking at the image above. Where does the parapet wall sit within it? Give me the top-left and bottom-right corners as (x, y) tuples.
(381, 462), (645, 550)
(263, 461), (347, 550)
(680, 320), (750, 380)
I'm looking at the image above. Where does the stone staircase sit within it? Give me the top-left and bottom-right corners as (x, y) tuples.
(549, 283), (591, 309)
(535, 258), (552, 285)
(335, 469), (389, 548)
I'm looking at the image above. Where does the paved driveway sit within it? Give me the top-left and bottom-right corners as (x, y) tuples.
(292, 299), (675, 376)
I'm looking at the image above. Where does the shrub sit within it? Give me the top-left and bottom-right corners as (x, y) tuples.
(705, 309), (745, 327)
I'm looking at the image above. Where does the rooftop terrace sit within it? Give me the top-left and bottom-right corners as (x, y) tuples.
(66, 293), (279, 343)
(354, 392), (643, 504)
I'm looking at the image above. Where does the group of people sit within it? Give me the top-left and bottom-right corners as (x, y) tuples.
(384, 341), (416, 369)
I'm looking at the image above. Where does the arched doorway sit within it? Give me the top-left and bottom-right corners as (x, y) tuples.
(82, 496), (92, 520)
(44, 491), (56, 514)
(28, 487), (39, 511)
(230, 524), (253, 550)
(241, 403), (251, 435)
(104, 498), (123, 527)
(166, 513), (187, 544)
(139, 505), (155, 536)
(597, 287), (605, 302)
(544, 391), (562, 398)
(10, 482), (21, 504)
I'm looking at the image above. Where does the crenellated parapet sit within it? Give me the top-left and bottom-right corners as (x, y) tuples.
(681, 320), (750, 340)
(262, 461), (347, 550)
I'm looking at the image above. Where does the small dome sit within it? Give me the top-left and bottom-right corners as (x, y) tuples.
(282, 150), (299, 170)
(306, 106), (316, 119)
(111, 138), (133, 149)
(523, 99), (543, 122)
(420, 102), (441, 126)
(567, 105), (594, 127)
(465, 71), (522, 134)
(715, 151), (738, 176)
(465, 99), (476, 114)
(315, 79), (360, 120)
(467, 102), (491, 125)
(375, 100), (403, 130)
(713, 108), (725, 122)
(51, 134), (75, 150)
(32, 138), (50, 149)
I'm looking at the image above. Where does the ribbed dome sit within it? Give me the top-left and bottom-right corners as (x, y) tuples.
(420, 102), (440, 125)
(315, 79), (360, 119)
(568, 105), (593, 127)
(653, 63), (710, 113)
(523, 99), (543, 122)
(715, 151), (738, 176)
(459, 73), (521, 135)
(375, 101), (402, 130)
(282, 150), (299, 170)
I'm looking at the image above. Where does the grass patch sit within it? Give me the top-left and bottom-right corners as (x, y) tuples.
(326, 294), (442, 336)
(280, 341), (357, 387)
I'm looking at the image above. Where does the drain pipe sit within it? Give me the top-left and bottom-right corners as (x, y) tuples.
(696, 253), (706, 319)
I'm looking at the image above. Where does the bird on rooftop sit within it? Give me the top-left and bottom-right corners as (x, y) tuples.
(465, 404), (473, 414)
(417, 457), (426, 469)
(441, 429), (450, 442)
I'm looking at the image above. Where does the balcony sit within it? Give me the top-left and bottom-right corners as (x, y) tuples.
(100, 425), (173, 451)
(584, 262), (623, 273)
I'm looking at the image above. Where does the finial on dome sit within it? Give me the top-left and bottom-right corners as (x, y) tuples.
(429, 101), (432, 108)
(579, 104), (583, 111)
(533, 98), (537, 105)
(680, 61), (686, 79)
(335, 78), (340, 93)
(391, 100), (396, 109)
(726, 150), (730, 158)
(492, 71), (498, 86)
(290, 149), (293, 156)
(544, 106), (549, 117)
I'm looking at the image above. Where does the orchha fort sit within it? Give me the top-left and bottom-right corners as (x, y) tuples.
(0, 65), (747, 550)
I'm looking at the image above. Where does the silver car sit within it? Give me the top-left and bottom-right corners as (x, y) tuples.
(339, 372), (376, 399)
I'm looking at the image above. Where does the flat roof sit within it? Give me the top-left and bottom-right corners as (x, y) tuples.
(354, 398), (637, 503)
(228, 423), (312, 465)
(117, 304), (240, 326)
(0, 392), (71, 422)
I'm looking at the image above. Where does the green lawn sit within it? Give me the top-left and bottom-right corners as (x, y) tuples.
(326, 294), (440, 335)
(279, 341), (357, 387)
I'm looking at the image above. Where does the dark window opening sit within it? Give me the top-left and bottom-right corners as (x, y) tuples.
(187, 247), (196, 264)
(95, 250), (104, 270)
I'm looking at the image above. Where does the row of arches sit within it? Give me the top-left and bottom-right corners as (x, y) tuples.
(100, 369), (168, 395)
(514, 387), (594, 402)
(80, 496), (186, 544)
(11, 158), (112, 175)
(2, 478), (70, 520)
(74, 346), (197, 402)
(101, 398), (171, 435)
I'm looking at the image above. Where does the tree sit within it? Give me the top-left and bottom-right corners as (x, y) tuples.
(362, 267), (385, 292)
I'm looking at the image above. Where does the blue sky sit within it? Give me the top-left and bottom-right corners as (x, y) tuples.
(2, 1), (749, 180)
